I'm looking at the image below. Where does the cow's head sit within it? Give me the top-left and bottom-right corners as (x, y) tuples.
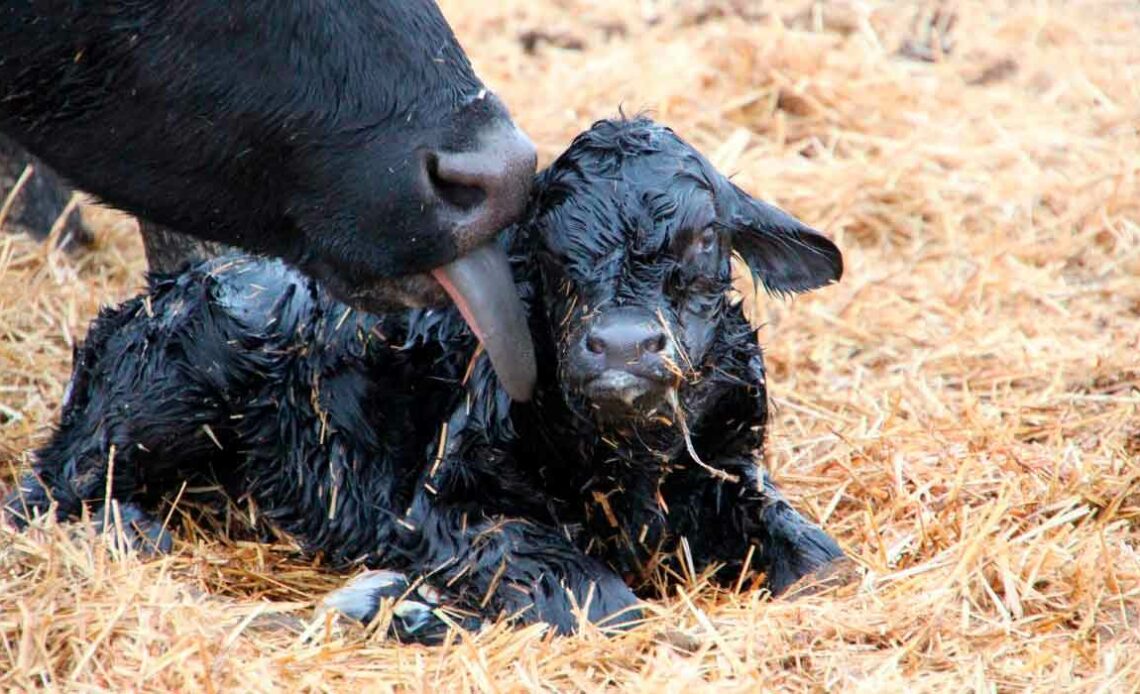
(530, 118), (842, 424)
(263, 2), (539, 401)
(0, 0), (537, 400)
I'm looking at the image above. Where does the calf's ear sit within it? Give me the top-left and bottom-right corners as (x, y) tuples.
(726, 182), (843, 294)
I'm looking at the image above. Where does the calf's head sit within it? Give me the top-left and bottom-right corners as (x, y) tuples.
(529, 118), (842, 422)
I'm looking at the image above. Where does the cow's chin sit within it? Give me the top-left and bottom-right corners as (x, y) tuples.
(322, 273), (450, 313)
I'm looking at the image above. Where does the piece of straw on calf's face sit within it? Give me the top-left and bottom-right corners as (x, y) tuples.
(4, 117), (847, 644)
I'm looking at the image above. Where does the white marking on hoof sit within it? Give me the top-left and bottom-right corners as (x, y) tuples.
(321, 569), (408, 623)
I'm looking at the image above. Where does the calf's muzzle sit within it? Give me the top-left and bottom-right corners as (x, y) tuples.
(569, 307), (679, 414)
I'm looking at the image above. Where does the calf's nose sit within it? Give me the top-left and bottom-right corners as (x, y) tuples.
(576, 309), (678, 411)
(584, 310), (672, 374)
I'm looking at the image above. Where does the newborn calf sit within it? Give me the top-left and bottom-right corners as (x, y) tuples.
(5, 118), (845, 641)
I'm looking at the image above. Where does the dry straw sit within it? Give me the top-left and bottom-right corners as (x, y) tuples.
(2, 0), (1138, 690)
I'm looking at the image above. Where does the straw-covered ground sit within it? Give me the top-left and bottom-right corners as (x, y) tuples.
(2, 1), (1138, 690)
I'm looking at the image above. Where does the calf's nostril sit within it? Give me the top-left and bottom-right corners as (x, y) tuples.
(585, 334), (607, 355)
(582, 321), (669, 362)
(642, 333), (667, 354)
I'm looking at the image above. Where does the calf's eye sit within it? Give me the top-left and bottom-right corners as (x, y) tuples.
(697, 228), (717, 253)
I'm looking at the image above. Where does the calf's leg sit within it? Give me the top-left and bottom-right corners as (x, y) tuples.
(2, 300), (236, 551)
(340, 497), (644, 637)
(662, 457), (846, 595)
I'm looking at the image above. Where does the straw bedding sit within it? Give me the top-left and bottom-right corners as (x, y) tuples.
(2, 1), (1137, 690)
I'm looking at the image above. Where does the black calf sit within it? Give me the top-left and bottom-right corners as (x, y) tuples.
(5, 118), (845, 641)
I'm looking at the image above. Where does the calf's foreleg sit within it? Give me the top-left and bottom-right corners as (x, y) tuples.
(663, 457), (845, 595)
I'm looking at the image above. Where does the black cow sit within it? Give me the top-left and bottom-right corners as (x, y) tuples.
(4, 117), (845, 642)
(0, 1), (537, 399)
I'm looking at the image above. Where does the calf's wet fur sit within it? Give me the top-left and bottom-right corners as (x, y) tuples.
(5, 117), (845, 642)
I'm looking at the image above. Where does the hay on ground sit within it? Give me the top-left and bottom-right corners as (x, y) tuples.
(2, 1), (1138, 690)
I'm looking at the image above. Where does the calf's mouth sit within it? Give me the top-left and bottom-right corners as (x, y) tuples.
(582, 371), (674, 421)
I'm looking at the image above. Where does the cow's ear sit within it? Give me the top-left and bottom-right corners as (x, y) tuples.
(726, 182), (842, 294)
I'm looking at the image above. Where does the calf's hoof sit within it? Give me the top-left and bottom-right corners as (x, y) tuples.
(781, 555), (861, 598)
(758, 499), (847, 597)
(90, 502), (174, 555)
(524, 570), (645, 635)
(2, 480), (53, 530)
(321, 570), (483, 644)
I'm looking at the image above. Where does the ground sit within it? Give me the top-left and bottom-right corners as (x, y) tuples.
(2, 1), (1138, 691)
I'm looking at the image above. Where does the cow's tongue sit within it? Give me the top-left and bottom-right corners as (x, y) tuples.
(431, 245), (536, 402)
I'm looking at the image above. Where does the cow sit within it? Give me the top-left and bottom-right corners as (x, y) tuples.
(4, 117), (846, 642)
(0, 1), (538, 399)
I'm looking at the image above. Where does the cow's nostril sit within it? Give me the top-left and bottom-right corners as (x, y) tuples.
(585, 334), (606, 354)
(426, 122), (536, 229)
(426, 153), (487, 212)
(642, 333), (667, 354)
